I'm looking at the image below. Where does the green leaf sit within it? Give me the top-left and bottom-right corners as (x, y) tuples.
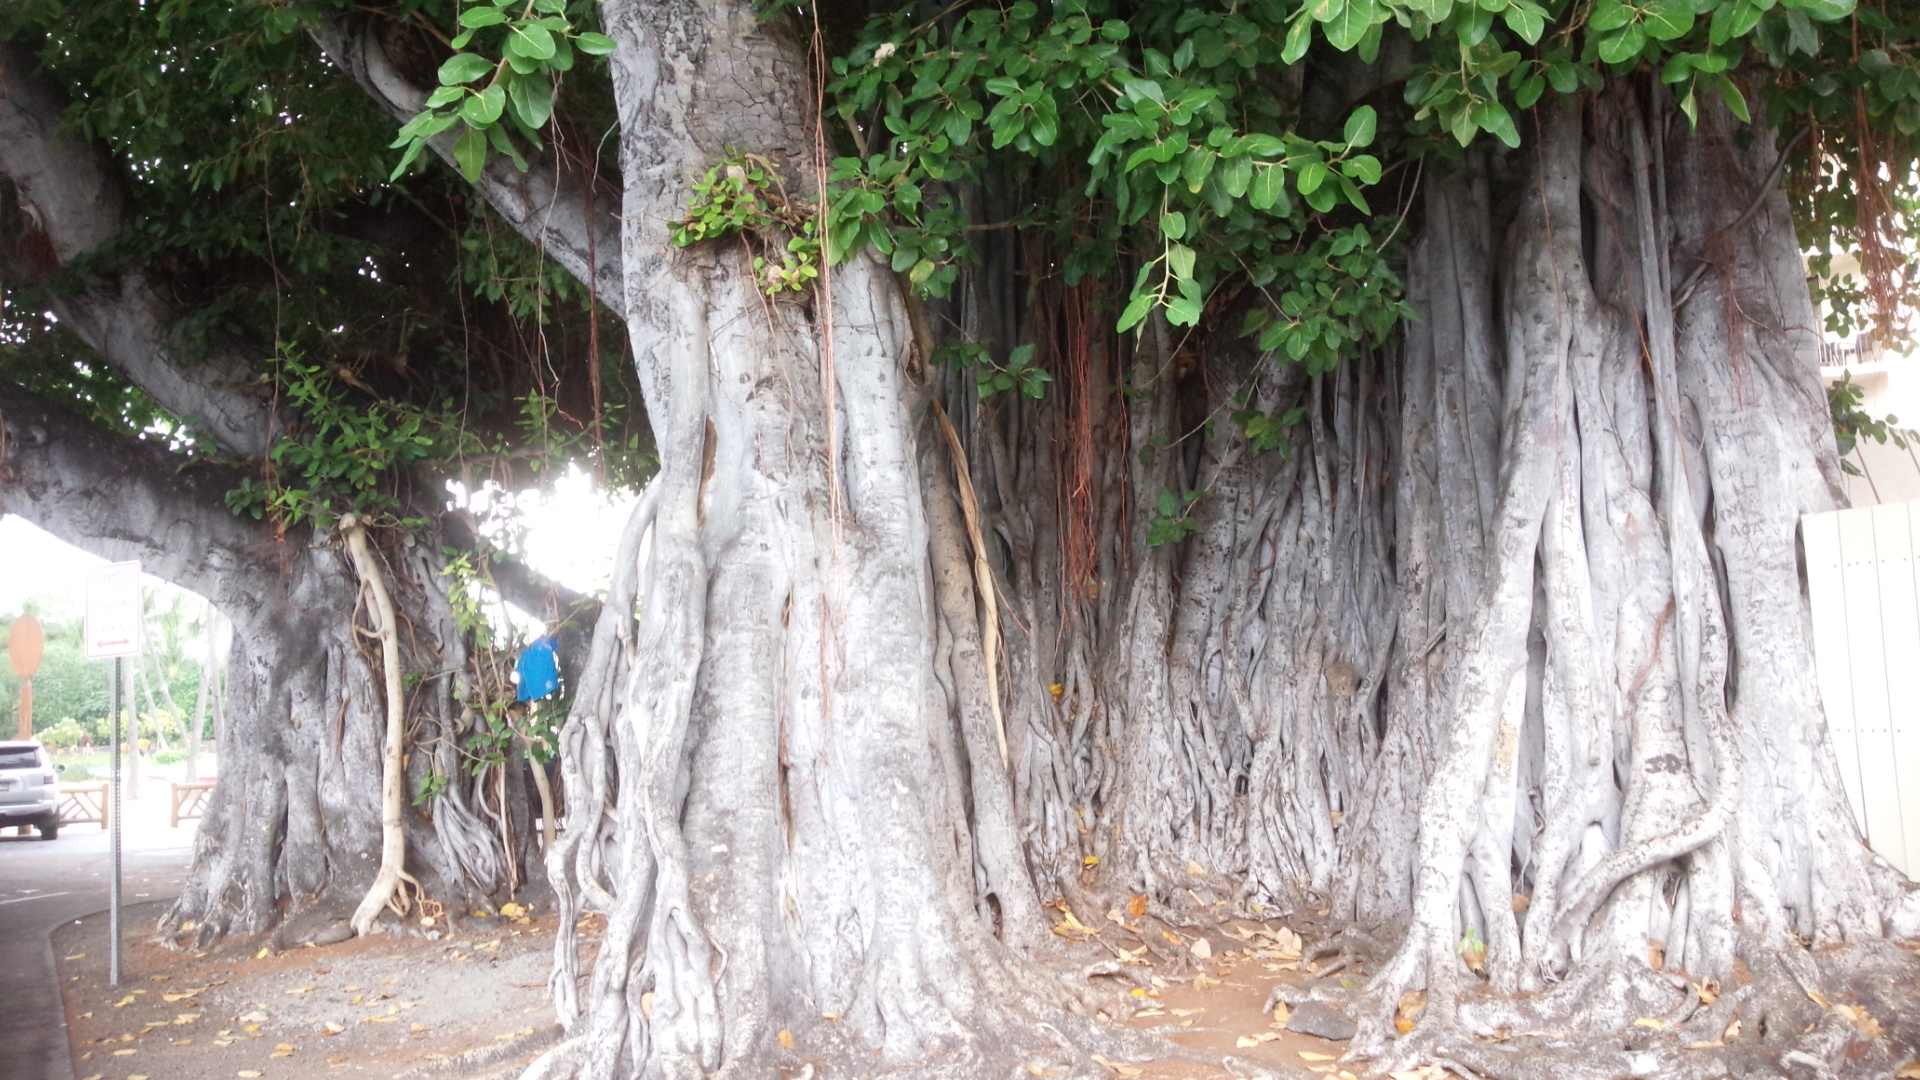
(389, 137), (427, 181)
(1161, 211), (1188, 240)
(1220, 154), (1253, 197)
(460, 7), (507, 28)
(454, 125), (488, 181)
(1783, 7), (1818, 54)
(461, 82), (507, 126)
(1183, 148), (1215, 191)
(1167, 242), (1196, 280)
(1296, 159), (1329, 195)
(1641, 0), (1697, 40)
(1343, 105), (1377, 147)
(1709, 0), (1762, 43)
(1343, 153), (1383, 183)
(1030, 96), (1060, 146)
(510, 23), (558, 61)
(1249, 164), (1289, 212)
(508, 76), (554, 129)
(438, 53), (495, 85)
(1713, 72), (1751, 121)
(1588, 0), (1635, 30)
(1597, 23), (1648, 63)
(1504, 2), (1546, 42)
(1321, 0), (1379, 51)
(1165, 295), (1202, 325)
(575, 31), (617, 55)
(1474, 99), (1520, 147)
(984, 76), (1022, 96)
(1282, 13), (1314, 63)
(1513, 73), (1546, 108)
(1117, 293), (1154, 332)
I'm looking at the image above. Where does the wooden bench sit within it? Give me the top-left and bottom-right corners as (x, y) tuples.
(169, 779), (216, 827)
(59, 782), (110, 830)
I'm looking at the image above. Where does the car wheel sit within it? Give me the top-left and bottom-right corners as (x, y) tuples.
(39, 820), (59, 841)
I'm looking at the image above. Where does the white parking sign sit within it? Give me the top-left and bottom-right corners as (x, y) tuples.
(84, 561), (143, 659)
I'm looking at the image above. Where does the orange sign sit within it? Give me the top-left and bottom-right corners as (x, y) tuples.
(8, 615), (42, 678)
(10, 616), (41, 738)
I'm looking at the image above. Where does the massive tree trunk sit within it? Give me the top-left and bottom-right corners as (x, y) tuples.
(1336, 92), (1919, 1077)
(0, 380), (527, 940)
(494, 43), (1920, 1078)
(111, 3), (1912, 1072)
(0, 46), (554, 945)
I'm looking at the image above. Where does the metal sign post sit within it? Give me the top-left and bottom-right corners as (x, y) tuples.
(85, 562), (141, 988)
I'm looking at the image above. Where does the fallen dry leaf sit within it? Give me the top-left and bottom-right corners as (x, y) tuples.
(1299, 1051), (1338, 1061)
(1273, 1002), (1291, 1025)
(1186, 861), (1207, 877)
(111, 1049), (136, 1057)
(1128, 895), (1148, 917)
(1838, 1004), (1885, 1040)
(778, 1029), (795, 1049)
(1632, 1018), (1664, 1030)
(410, 1023), (429, 1033)
(640, 991), (656, 1020)
(1190, 937), (1213, 960)
(1091, 1054), (1144, 1076)
(1895, 1063), (1920, 1079)
(1387, 1067), (1451, 1080)
(1236, 1032), (1281, 1047)
(112, 995), (135, 1008)
(238, 1072), (263, 1078)
(1169, 1008), (1204, 1017)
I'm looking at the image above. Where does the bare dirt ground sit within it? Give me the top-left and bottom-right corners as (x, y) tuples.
(58, 901), (577, 1080)
(55, 897), (1920, 1080)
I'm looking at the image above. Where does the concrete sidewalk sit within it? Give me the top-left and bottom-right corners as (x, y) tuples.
(0, 785), (201, 1080)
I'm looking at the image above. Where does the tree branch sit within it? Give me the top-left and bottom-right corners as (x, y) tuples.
(309, 17), (626, 316)
(0, 42), (280, 459)
(0, 379), (286, 609)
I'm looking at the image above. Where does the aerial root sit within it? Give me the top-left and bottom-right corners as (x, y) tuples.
(1303, 925), (1393, 979)
(1338, 939), (1920, 1080)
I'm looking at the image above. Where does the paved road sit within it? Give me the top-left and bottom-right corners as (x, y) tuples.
(0, 793), (198, 1080)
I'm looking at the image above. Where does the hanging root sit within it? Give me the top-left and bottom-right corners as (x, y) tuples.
(344, 514), (419, 937)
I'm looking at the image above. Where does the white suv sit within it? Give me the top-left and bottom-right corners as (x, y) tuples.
(0, 740), (61, 840)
